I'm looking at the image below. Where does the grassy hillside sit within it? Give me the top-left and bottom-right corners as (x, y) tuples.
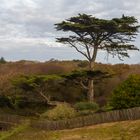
(7, 120), (140, 140)
(0, 61), (140, 107)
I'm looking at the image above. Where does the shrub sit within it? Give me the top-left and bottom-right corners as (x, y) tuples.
(13, 97), (29, 109)
(74, 101), (99, 111)
(12, 96), (49, 110)
(0, 95), (12, 108)
(102, 103), (114, 111)
(109, 74), (140, 109)
(41, 103), (76, 120)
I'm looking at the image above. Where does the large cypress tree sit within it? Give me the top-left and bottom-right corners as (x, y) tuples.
(55, 14), (139, 102)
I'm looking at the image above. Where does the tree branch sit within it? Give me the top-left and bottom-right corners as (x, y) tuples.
(68, 41), (90, 60)
(38, 91), (50, 103)
(75, 32), (92, 60)
(80, 80), (88, 90)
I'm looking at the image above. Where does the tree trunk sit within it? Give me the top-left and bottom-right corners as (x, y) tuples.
(89, 61), (94, 70)
(88, 79), (94, 102)
(87, 61), (95, 102)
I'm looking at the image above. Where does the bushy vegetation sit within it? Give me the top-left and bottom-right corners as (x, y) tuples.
(0, 61), (140, 116)
(0, 95), (12, 108)
(74, 101), (99, 116)
(75, 101), (99, 111)
(0, 120), (29, 140)
(109, 74), (140, 109)
(41, 103), (76, 120)
(12, 74), (62, 104)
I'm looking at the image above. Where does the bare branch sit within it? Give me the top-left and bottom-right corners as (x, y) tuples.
(68, 41), (90, 60)
(38, 91), (50, 103)
(80, 80), (88, 90)
(75, 32), (92, 60)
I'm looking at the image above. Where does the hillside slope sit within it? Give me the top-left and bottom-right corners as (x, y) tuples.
(7, 120), (140, 140)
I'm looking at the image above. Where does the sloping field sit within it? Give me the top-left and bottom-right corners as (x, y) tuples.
(7, 120), (140, 140)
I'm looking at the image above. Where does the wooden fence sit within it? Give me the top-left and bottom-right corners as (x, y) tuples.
(0, 114), (24, 124)
(31, 107), (140, 131)
(0, 114), (24, 131)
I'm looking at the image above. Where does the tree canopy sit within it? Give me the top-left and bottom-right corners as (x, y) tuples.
(12, 75), (62, 104)
(55, 14), (140, 102)
(55, 14), (139, 64)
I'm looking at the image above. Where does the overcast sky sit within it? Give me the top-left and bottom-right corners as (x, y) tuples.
(0, 0), (140, 64)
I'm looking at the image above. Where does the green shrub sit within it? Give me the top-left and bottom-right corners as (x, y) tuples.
(41, 103), (76, 120)
(102, 103), (114, 111)
(12, 97), (48, 110)
(14, 99), (28, 109)
(109, 74), (140, 109)
(0, 95), (12, 108)
(74, 102), (99, 111)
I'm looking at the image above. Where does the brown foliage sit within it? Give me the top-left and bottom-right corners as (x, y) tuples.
(0, 61), (140, 105)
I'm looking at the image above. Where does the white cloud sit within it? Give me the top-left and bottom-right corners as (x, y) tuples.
(0, 0), (140, 63)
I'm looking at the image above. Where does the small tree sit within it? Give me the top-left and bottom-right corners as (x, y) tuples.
(0, 57), (6, 64)
(109, 74), (140, 109)
(55, 14), (139, 101)
(62, 70), (110, 101)
(12, 75), (61, 105)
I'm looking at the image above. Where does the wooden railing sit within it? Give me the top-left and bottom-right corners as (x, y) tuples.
(31, 107), (140, 131)
(0, 114), (24, 124)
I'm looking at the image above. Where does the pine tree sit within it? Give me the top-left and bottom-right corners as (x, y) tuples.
(55, 14), (139, 101)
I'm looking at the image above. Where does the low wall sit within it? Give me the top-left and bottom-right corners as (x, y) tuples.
(31, 107), (140, 131)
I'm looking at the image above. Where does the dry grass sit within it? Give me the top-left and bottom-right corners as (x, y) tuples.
(7, 120), (140, 140)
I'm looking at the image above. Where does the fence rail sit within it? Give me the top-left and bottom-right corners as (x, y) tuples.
(0, 114), (24, 131)
(31, 107), (140, 131)
(0, 114), (24, 124)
